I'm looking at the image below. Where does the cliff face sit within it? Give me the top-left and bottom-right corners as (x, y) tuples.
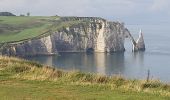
(0, 12), (16, 16)
(0, 17), (132, 56)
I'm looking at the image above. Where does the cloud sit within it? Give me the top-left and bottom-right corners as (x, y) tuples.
(0, 0), (138, 16)
(150, 0), (170, 11)
(0, 0), (170, 24)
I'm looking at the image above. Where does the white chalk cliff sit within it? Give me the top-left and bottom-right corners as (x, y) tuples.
(95, 21), (105, 52)
(0, 17), (145, 56)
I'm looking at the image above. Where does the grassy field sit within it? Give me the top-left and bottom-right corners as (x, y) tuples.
(0, 16), (55, 43)
(0, 16), (88, 44)
(0, 56), (170, 100)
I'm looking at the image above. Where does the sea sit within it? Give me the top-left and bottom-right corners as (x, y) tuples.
(25, 24), (170, 83)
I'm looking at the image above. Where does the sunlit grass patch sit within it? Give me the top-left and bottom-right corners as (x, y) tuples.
(0, 56), (170, 99)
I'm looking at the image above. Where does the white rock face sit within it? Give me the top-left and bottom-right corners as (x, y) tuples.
(95, 21), (106, 52)
(40, 35), (52, 53)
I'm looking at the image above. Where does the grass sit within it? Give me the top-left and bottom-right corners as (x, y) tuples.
(0, 16), (54, 43)
(0, 56), (170, 99)
(0, 16), (89, 44)
(0, 24), (50, 43)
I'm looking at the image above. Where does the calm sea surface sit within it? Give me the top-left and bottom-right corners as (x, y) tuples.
(25, 25), (170, 83)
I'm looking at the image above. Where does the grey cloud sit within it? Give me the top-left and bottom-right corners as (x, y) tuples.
(0, 0), (170, 24)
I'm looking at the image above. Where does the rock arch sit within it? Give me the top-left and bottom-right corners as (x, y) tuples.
(125, 29), (145, 52)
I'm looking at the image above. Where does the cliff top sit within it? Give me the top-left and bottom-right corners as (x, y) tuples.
(0, 16), (109, 44)
(0, 16), (97, 44)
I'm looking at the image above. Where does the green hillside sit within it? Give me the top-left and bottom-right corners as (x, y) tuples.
(0, 16), (88, 44)
(0, 16), (54, 43)
(0, 56), (170, 100)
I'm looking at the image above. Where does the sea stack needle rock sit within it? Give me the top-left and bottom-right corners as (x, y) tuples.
(0, 17), (145, 56)
(132, 30), (145, 52)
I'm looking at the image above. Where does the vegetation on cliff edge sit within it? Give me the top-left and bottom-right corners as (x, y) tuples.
(0, 16), (90, 44)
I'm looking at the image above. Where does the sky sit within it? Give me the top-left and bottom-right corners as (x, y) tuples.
(0, 0), (170, 24)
